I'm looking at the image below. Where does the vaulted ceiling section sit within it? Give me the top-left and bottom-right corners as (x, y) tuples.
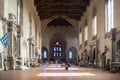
(34, 0), (90, 20)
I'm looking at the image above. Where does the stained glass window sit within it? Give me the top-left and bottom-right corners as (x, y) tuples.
(59, 52), (62, 56)
(54, 52), (56, 56)
(53, 42), (62, 57)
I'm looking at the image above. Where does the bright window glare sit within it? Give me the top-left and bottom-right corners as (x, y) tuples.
(69, 51), (72, 59)
(79, 32), (82, 44)
(105, 0), (114, 32)
(43, 51), (47, 58)
(44, 67), (80, 70)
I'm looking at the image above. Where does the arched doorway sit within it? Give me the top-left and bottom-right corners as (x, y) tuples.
(50, 33), (66, 63)
(67, 47), (77, 64)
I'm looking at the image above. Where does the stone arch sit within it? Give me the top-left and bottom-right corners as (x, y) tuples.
(49, 32), (66, 62)
(67, 47), (77, 64)
(41, 15), (78, 33)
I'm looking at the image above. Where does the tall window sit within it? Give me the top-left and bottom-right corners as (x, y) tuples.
(84, 25), (88, 41)
(53, 42), (62, 57)
(79, 28), (82, 45)
(43, 51), (47, 58)
(105, 0), (114, 32)
(69, 51), (72, 59)
(17, 0), (23, 25)
(92, 8), (97, 36)
(29, 14), (32, 37)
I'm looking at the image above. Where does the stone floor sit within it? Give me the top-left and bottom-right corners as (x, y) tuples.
(0, 64), (120, 80)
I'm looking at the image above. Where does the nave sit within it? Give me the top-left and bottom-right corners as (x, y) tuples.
(0, 64), (119, 80)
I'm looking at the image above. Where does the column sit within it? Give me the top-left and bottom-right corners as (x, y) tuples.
(15, 25), (22, 70)
(7, 20), (14, 70)
(111, 28), (117, 62)
(28, 38), (32, 61)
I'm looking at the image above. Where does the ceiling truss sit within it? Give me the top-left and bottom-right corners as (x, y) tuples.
(34, 0), (90, 20)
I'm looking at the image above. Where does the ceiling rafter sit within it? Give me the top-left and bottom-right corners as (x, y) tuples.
(37, 9), (85, 14)
(37, 5), (86, 10)
(34, 0), (86, 4)
(36, 3), (89, 7)
(34, 0), (90, 20)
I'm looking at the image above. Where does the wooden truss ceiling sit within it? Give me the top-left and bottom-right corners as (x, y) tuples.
(34, 0), (90, 20)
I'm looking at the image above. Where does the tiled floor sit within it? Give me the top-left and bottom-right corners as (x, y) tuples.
(0, 64), (120, 80)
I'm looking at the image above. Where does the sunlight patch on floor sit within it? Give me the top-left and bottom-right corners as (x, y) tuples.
(44, 67), (79, 70)
(36, 72), (96, 77)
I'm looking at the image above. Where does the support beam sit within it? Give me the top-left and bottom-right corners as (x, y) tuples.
(37, 9), (84, 12)
(36, 3), (89, 7)
(37, 4), (86, 9)
(38, 10), (83, 15)
(34, 0), (88, 5)
(40, 14), (81, 20)
(34, 0), (90, 20)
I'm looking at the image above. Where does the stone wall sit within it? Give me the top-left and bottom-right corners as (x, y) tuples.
(78, 0), (120, 68)
(0, 0), (42, 70)
(42, 26), (78, 61)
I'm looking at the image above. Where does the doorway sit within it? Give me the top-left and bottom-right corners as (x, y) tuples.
(42, 47), (48, 63)
(67, 47), (77, 64)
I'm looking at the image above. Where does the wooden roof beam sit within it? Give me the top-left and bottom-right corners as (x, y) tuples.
(37, 8), (85, 13)
(36, 2), (89, 7)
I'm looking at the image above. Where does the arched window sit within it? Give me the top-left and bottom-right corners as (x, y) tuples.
(17, 0), (23, 25)
(43, 50), (47, 58)
(29, 14), (32, 37)
(79, 28), (82, 45)
(84, 25), (88, 41)
(53, 42), (62, 57)
(69, 51), (72, 59)
(84, 19), (88, 41)
(92, 8), (97, 36)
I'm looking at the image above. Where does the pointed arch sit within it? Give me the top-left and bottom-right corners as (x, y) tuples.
(41, 15), (78, 34)
(49, 32), (66, 62)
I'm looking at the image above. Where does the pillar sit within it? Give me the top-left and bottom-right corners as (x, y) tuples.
(111, 28), (117, 62)
(28, 38), (32, 61)
(7, 19), (14, 70)
(15, 25), (22, 70)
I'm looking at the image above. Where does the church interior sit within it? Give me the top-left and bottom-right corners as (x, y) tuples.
(0, 0), (120, 80)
